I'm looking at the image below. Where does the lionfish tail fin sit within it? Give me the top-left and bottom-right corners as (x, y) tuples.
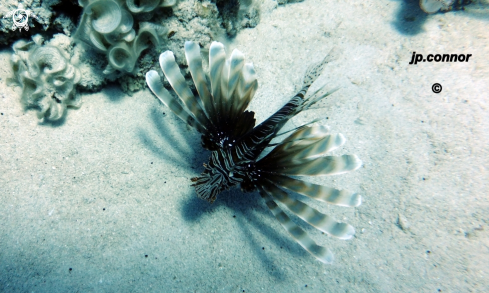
(258, 187), (334, 264)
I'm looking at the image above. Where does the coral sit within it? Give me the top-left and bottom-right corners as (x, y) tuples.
(165, 0), (259, 63)
(193, 0), (259, 37)
(0, 0), (82, 46)
(168, 0), (223, 53)
(74, 0), (174, 74)
(277, 0), (305, 5)
(73, 0), (257, 93)
(204, 0), (260, 36)
(71, 43), (107, 91)
(3, 0), (264, 95)
(419, 0), (454, 13)
(11, 34), (81, 121)
(418, 0), (474, 13)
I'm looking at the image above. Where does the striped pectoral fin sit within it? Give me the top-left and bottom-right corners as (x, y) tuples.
(258, 188), (334, 264)
(234, 63), (258, 115)
(209, 42), (226, 114)
(264, 124), (330, 159)
(271, 133), (347, 165)
(268, 174), (361, 207)
(159, 51), (210, 129)
(289, 133), (345, 154)
(221, 49), (245, 116)
(184, 41), (216, 120)
(282, 124), (330, 146)
(262, 180), (355, 240)
(146, 70), (205, 133)
(269, 154), (362, 176)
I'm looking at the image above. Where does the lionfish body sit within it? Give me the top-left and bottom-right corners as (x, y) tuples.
(146, 41), (362, 264)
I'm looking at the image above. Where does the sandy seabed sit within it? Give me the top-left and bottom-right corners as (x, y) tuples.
(1, 0), (488, 292)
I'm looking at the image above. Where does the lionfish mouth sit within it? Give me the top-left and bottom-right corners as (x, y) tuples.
(146, 41), (363, 264)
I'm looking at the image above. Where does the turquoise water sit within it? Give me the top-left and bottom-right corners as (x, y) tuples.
(0, 0), (488, 292)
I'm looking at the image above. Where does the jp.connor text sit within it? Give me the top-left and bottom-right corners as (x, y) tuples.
(409, 52), (472, 65)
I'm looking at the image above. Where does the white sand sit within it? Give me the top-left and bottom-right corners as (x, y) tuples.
(1, 0), (488, 291)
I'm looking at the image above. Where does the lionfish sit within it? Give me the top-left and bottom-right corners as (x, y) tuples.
(146, 41), (362, 263)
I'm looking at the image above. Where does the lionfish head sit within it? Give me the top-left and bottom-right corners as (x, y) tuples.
(190, 171), (225, 203)
(190, 151), (235, 203)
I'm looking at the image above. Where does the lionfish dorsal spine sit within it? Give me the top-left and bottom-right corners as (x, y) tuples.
(302, 48), (336, 88)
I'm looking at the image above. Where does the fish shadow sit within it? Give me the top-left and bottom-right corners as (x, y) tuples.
(138, 105), (207, 171)
(181, 187), (311, 280)
(392, 0), (428, 35)
(140, 104), (312, 279)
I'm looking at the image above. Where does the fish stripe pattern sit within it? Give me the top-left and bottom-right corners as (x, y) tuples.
(146, 41), (363, 264)
(259, 187), (334, 264)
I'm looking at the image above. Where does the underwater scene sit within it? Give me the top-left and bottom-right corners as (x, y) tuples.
(0, 0), (488, 292)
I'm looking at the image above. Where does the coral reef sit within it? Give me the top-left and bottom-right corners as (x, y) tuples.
(420, 0), (455, 13)
(419, 0), (475, 13)
(73, 0), (261, 93)
(276, 0), (305, 5)
(164, 0), (259, 67)
(74, 0), (173, 74)
(211, 0), (260, 36)
(11, 34), (81, 121)
(0, 0), (81, 46)
(4, 0), (264, 96)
